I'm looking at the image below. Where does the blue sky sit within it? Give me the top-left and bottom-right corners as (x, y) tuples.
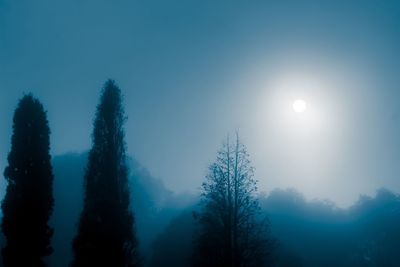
(1, 0), (400, 206)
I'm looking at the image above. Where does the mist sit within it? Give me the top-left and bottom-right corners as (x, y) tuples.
(2, 0), (400, 206)
(2, 153), (399, 266)
(2, 0), (400, 266)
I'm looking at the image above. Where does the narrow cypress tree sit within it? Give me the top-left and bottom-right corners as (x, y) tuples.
(1, 95), (54, 267)
(72, 80), (140, 267)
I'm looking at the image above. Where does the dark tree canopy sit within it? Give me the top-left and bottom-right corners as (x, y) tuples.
(193, 134), (273, 267)
(72, 80), (140, 267)
(1, 95), (54, 267)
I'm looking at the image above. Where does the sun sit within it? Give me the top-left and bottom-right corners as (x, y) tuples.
(293, 99), (307, 113)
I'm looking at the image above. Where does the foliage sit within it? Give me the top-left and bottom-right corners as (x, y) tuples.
(1, 95), (54, 267)
(72, 80), (140, 267)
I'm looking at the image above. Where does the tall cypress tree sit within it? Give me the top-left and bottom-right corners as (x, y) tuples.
(1, 95), (54, 267)
(72, 80), (140, 267)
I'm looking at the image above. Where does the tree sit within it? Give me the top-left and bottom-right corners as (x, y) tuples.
(72, 80), (140, 267)
(1, 95), (54, 267)
(193, 134), (273, 267)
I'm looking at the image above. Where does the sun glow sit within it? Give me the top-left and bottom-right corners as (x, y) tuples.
(257, 72), (329, 137)
(293, 99), (307, 113)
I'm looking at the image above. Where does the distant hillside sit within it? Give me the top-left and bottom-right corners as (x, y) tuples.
(49, 153), (87, 267)
(261, 188), (400, 267)
(1, 154), (399, 267)
(148, 188), (400, 267)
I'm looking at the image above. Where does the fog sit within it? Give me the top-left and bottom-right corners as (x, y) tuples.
(2, 0), (400, 206)
(2, 1), (400, 266)
(2, 153), (398, 266)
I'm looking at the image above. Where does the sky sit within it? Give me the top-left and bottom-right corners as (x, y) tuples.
(1, 0), (400, 207)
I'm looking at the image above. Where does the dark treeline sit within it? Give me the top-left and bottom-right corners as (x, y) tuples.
(1, 80), (400, 267)
(1, 80), (143, 267)
(0, 80), (272, 267)
(2, 152), (399, 267)
(148, 188), (400, 267)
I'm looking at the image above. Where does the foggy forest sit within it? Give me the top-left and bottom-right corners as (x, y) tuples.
(1, 80), (400, 267)
(2, 1), (400, 267)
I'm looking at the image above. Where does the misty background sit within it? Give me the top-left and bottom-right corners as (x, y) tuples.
(2, 1), (400, 266)
(2, 0), (400, 206)
(21, 153), (400, 266)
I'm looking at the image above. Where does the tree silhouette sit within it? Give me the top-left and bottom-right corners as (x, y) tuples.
(1, 95), (54, 267)
(72, 80), (140, 267)
(193, 134), (273, 267)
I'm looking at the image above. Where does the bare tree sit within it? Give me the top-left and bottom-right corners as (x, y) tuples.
(193, 133), (273, 267)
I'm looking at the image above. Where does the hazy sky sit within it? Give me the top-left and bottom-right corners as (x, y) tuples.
(1, 0), (400, 206)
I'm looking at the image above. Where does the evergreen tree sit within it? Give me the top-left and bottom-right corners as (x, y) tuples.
(193, 134), (273, 267)
(72, 80), (140, 267)
(1, 95), (54, 267)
